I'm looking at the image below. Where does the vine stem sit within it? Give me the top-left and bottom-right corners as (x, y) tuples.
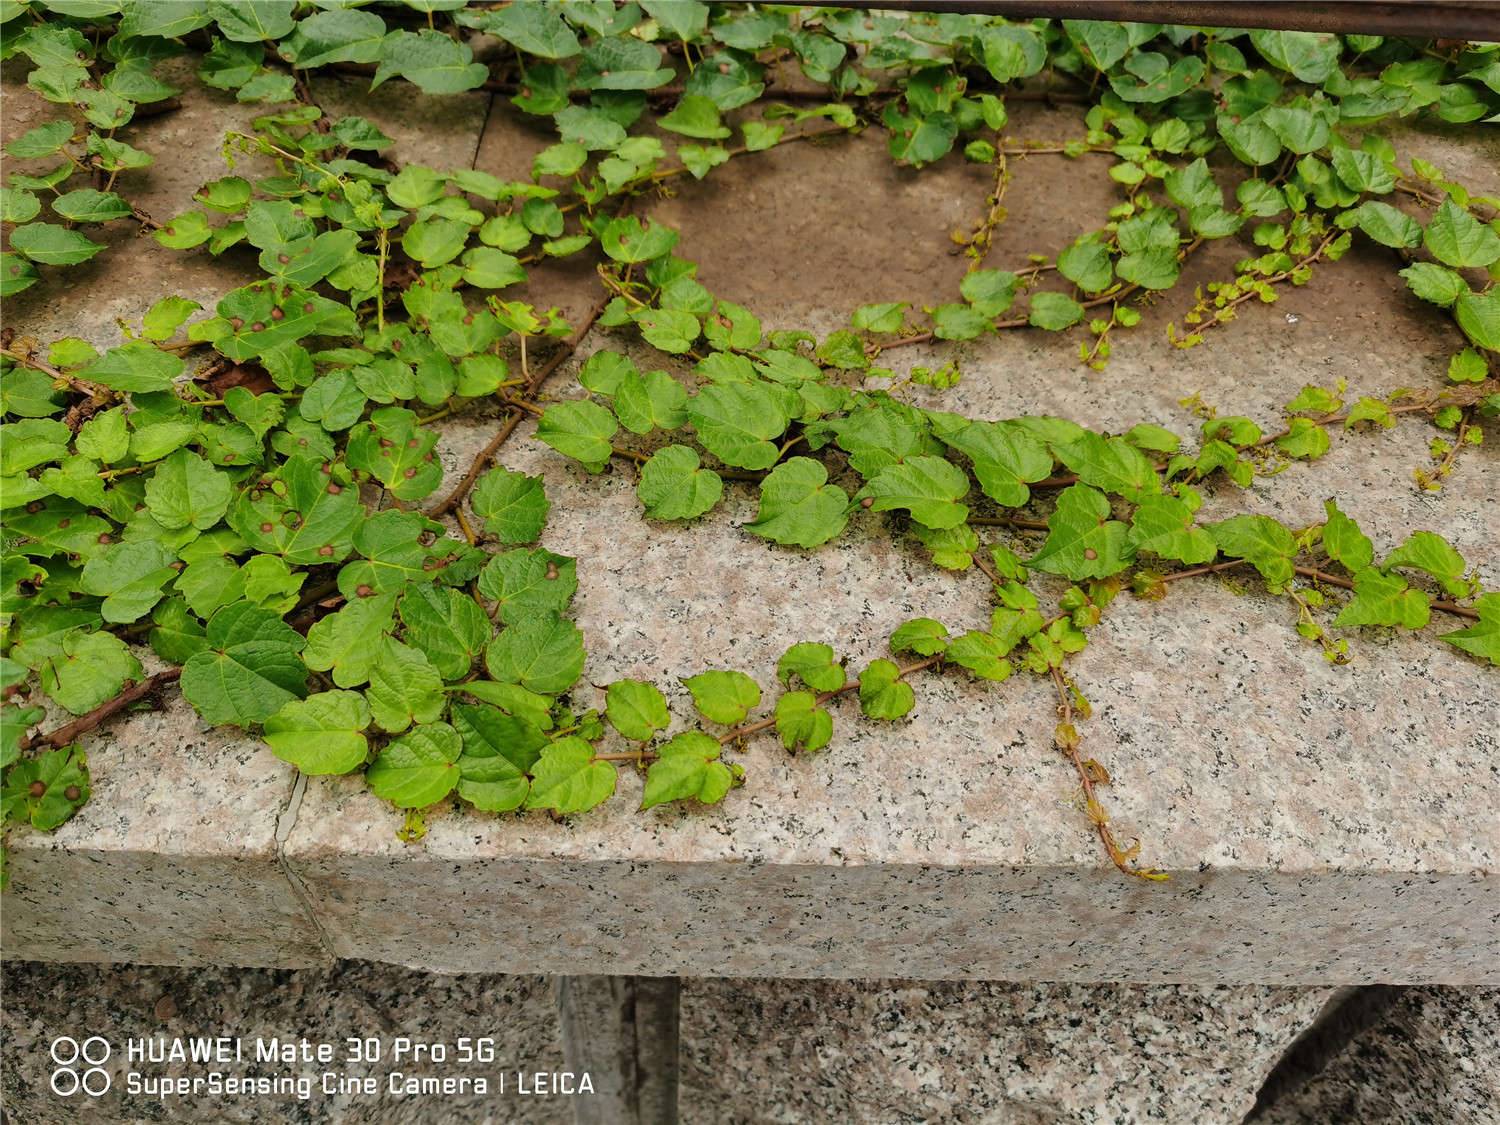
(1160, 559), (1479, 620)
(716, 654), (944, 746)
(1049, 666), (1165, 880)
(426, 292), (611, 519)
(18, 668), (182, 752)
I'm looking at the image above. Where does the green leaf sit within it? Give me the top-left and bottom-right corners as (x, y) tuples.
(1262, 105), (1330, 154)
(636, 445), (723, 521)
(1054, 431), (1161, 503)
(262, 690), (371, 775)
(890, 618), (949, 656)
(1028, 291), (1084, 331)
(402, 218), (470, 269)
(5, 119), (75, 159)
(1454, 290), (1500, 351)
(76, 341), (183, 394)
(460, 247), (526, 290)
(614, 369), (688, 434)
(280, 8), (387, 69)
(1333, 569), (1431, 630)
(1321, 500), (1373, 573)
(942, 420), (1052, 507)
(641, 731), (732, 810)
(852, 302), (906, 334)
(600, 216), (679, 264)
(745, 457), (850, 548)
(687, 382), (791, 470)
(1348, 201), (1421, 249)
(346, 407), (441, 501)
(1448, 349), (1488, 384)
(367, 722), (462, 808)
(1275, 418), (1331, 460)
(857, 658), (914, 720)
(302, 593), (398, 688)
(605, 679), (670, 741)
(891, 112), (956, 167)
(471, 467), (548, 544)
(777, 642), (844, 692)
(485, 612), (585, 694)
(1249, 29), (1340, 83)
(180, 602), (307, 726)
(51, 189), (132, 223)
(577, 36), (673, 91)
(1208, 514), (1298, 588)
(946, 631), (1012, 681)
(117, 0), (212, 38)
(631, 307), (699, 353)
(399, 584), (489, 682)
(1440, 593), (1500, 665)
(2, 747), (89, 831)
(1129, 493), (1217, 565)
(477, 548), (576, 624)
(78, 541), (176, 624)
(525, 736), (617, 813)
(1030, 484), (1135, 580)
(537, 399), (618, 472)
(452, 681), (554, 732)
(143, 449), (231, 531)
(641, 0), (709, 40)
(374, 28), (489, 93)
(682, 670), (760, 725)
(1383, 531), (1467, 597)
(1057, 235), (1114, 295)
(451, 701), (546, 811)
(774, 690), (832, 752)
(659, 94), (730, 139)
(931, 303), (990, 341)
(365, 636), (446, 733)
(9, 222), (105, 266)
(476, 2), (580, 59)
(1423, 199), (1500, 268)
(39, 629), (141, 715)
(859, 456), (969, 530)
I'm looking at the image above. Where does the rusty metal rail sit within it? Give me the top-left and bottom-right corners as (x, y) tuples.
(830, 1), (1500, 41)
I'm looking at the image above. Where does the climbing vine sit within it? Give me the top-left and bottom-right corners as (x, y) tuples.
(2, 2), (1497, 881)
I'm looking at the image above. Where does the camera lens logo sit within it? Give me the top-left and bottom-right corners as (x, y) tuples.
(50, 1037), (112, 1097)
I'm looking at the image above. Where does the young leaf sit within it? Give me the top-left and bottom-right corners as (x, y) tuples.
(471, 467), (549, 544)
(1440, 593), (1499, 666)
(636, 445), (723, 521)
(890, 618), (949, 656)
(859, 456), (970, 530)
(302, 593), (398, 688)
(605, 679), (670, 742)
(39, 630), (141, 716)
(775, 690), (833, 752)
(485, 612), (585, 695)
(452, 701), (547, 812)
(365, 636), (446, 733)
(777, 642), (845, 693)
(682, 670), (761, 725)
(180, 602), (307, 726)
(858, 658), (915, 720)
(367, 722), (462, 808)
(1321, 500), (1373, 574)
(745, 457), (851, 548)
(525, 737), (617, 814)
(1030, 485), (1135, 580)
(946, 632), (1013, 681)
(262, 690), (371, 775)
(641, 731), (733, 810)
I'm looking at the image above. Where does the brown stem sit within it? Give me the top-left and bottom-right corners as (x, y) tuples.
(1049, 667), (1165, 880)
(1160, 559), (1479, 621)
(717, 654), (943, 745)
(19, 669), (183, 752)
(426, 292), (611, 519)
(970, 515), (1050, 531)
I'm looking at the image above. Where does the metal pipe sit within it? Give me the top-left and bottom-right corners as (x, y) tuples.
(827, 2), (1500, 42)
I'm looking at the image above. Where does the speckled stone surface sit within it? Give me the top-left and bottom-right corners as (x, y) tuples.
(3, 84), (1497, 980)
(1260, 988), (1500, 1125)
(680, 978), (1331, 1125)
(0, 958), (1331, 1124)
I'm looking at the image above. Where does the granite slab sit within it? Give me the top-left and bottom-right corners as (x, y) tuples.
(3, 92), (1496, 981)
